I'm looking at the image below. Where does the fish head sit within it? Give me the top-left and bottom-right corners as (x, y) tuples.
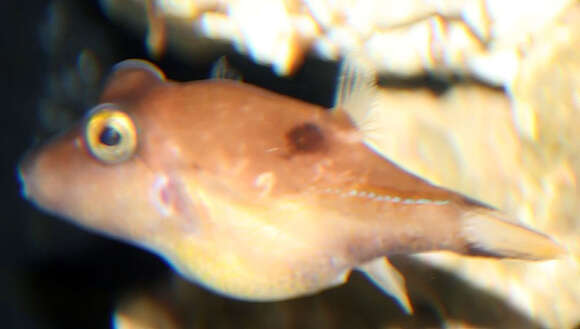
(18, 60), (195, 251)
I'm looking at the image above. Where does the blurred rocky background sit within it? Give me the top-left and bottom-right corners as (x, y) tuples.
(3, 0), (580, 328)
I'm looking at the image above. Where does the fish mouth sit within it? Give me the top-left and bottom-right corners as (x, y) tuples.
(17, 151), (34, 200)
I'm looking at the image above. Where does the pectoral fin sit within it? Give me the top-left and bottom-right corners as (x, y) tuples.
(357, 257), (413, 314)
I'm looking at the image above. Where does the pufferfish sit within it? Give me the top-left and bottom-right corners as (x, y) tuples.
(18, 58), (564, 314)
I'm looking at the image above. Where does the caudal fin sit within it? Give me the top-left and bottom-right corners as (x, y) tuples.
(461, 209), (565, 260)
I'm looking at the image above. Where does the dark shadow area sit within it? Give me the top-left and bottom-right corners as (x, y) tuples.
(106, 256), (546, 329)
(16, 239), (168, 329)
(391, 255), (548, 329)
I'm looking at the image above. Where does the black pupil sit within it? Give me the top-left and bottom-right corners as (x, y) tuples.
(99, 126), (121, 146)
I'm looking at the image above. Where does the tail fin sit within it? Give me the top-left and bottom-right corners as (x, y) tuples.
(461, 209), (565, 260)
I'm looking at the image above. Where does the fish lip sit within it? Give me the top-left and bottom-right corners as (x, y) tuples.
(17, 150), (36, 201)
(17, 165), (30, 200)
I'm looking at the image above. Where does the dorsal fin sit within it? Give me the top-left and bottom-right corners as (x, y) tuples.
(332, 57), (382, 144)
(100, 59), (166, 103)
(333, 57), (378, 115)
(210, 57), (243, 81)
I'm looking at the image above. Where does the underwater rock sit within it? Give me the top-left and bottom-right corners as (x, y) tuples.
(102, 0), (573, 83)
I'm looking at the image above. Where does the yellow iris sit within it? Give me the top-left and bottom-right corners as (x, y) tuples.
(84, 105), (137, 164)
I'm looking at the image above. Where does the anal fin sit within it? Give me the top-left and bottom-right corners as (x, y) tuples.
(357, 257), (413, 314)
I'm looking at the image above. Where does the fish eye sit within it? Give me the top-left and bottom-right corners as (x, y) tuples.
(84, 106), (137, 164)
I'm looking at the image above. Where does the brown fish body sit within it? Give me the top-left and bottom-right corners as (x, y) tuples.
(110, 79), (454, 296)
(19, 60), (563, 309)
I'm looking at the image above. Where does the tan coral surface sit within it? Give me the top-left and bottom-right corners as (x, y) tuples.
(102, 0), (574, 83)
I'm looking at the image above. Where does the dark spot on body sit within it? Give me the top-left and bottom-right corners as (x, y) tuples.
(286, 123), (326, 153)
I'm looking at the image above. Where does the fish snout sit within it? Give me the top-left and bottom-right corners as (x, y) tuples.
(17, 145), (64, 210)
(17, 149), (37, 201)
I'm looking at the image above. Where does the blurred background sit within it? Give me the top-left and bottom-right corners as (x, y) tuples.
(2, 0), (580, 328)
